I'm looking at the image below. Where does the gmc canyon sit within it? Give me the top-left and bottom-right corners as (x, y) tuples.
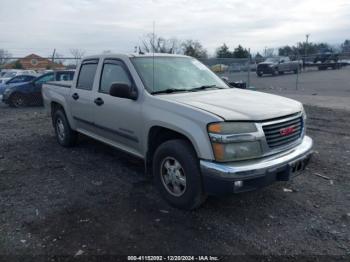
(42, 54), (313, 209)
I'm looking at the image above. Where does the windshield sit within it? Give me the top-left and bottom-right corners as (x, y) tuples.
(265, 57), (280, 63)
(2, 72), (17, 78)
(131, 56), (228, 93)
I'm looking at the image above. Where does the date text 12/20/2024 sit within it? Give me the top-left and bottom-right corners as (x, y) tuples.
(127, 256), (219, 261)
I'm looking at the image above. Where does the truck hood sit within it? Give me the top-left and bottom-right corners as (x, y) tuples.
(160, 89), (303, 121)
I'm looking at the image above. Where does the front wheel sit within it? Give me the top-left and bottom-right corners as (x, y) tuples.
(53, 109), (77, 147)
(9, 93), (27, 108)
(153, 139), (206, 210)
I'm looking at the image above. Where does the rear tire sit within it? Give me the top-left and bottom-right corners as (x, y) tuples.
(257, 72), (263, 77)
(272, 68), (279, 76)
(53, 109), (77, 147)
(153, 139), (206, 210)
(9, 93), (27, 108)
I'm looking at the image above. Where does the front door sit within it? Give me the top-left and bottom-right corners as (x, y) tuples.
(92, 59), (143, 157)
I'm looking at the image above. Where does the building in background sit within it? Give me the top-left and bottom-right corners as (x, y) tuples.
(5, 54), (65, 70)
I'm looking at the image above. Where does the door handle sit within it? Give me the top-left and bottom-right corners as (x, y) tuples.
(72, 93), (79, 100)
(94, 97), (104, 106)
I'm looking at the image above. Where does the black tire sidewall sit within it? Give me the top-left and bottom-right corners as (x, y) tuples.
(10, 93), (27, 108)
(153, 139), (205, 210)
(53, 110), (76, 147)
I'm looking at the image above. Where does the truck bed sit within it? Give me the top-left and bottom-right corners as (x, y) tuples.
(42, 81), (72, 112)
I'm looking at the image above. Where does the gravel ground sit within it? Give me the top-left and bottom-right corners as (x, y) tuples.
(0, 104), (350, 260)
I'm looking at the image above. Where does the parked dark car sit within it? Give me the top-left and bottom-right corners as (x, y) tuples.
(0, 75), (37, 96)
(313, 49), (339, 64)
(2, 70), (75, 107)
(256, 57), (301, 77)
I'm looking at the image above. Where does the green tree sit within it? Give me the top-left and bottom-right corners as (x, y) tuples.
(182, 40), (208, 59)
(341, 40), (350, 53)
(232, 45), (249, 58)
(216, 43), (233, 58)
(254, 52), (264, 62)
(14, 60), (23, 69)
(278, 45), (295, 56)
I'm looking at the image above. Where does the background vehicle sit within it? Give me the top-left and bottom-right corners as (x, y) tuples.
(0, 69), (37, 84)
(256, 56), (301, 77)
(313, 49), (339, 64)
(0, 75), (37, 100)
(2, 70), (74, 107)
(43, 54), (313, 209)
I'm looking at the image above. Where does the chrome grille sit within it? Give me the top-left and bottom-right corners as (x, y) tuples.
(262, 116), (303, 148)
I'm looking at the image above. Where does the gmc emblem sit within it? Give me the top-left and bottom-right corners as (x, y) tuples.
(280, 126), (295, 136)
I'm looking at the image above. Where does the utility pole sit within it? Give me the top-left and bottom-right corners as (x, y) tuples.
(304, 34), (310, 60)
(52, 49), (56, 63)
(247, 48), (251, 88)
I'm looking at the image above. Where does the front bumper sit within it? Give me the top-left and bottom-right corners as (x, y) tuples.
(200, 136), (313, 195)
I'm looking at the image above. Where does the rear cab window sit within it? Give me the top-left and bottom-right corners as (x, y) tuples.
(77, 59), (99, 90)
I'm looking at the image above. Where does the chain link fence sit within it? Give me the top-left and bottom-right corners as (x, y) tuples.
(200, 53), (350, 92)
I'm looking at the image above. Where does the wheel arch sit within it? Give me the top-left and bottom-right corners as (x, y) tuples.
(146, 126), (200, 175)
(50, 101), (76, 129)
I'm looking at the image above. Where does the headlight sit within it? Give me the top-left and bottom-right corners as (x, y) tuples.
(3, 88), (11, 95)
(208, 122), (262, 162)
(301, 106), (307, 121)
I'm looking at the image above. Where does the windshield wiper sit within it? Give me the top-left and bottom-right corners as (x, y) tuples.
(188, 85), (225, 92)
(151, 88), (189, 95)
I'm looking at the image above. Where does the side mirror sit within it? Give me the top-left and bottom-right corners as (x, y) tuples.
(109, 82), (137, 100)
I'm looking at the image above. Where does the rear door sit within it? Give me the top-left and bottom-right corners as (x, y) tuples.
(69, 59), (99, 133)
(91, 58), (143, 157)
(280, 57), (291, 71)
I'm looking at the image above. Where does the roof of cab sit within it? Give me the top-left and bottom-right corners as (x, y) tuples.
(81, 53), (189, 61)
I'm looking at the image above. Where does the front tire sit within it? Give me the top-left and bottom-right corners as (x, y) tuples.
(53, 109), (77, 147)
(153, 139), (206, 210)
(9, 93), (27, 108)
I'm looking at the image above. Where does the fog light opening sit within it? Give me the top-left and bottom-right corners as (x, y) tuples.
(234, 180), (244, 188)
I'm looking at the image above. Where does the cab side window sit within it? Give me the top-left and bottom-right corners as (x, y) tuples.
(77, 61), (98, 90)
(100, 61), (131, 94)
(35, 73), (54, 84)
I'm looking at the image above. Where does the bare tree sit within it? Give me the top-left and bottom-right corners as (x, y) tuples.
(53, 52), (65, 64)
(0, 49), (12, 65)
(141, 33), (181, 54)
(70, 48), (86, 66)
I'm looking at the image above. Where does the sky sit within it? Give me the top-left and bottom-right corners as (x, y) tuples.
(0, 0), (349, 57)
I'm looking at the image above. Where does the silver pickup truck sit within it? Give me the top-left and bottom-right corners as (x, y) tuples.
(43, 54), (313, 209)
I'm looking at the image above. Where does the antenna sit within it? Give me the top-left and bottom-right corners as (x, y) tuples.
(152, 21), (155, 92)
